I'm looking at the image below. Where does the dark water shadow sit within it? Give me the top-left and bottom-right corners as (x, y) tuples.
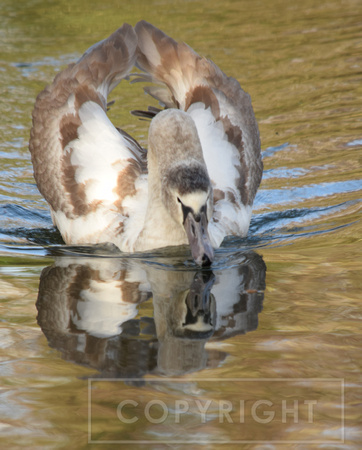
(36, 251), (266, 378)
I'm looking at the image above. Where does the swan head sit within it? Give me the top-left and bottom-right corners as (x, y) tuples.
(163, 162), (214, 266)
(149, 109), (215, 266)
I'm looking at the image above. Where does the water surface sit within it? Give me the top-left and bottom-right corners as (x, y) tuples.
(0, 0), (361, 447)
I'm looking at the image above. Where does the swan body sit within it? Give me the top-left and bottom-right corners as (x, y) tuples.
(29, 21), (262, 266)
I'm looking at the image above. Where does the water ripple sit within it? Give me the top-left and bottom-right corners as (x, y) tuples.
(255, 179), (362, 208)
(263, 167), (308, 179)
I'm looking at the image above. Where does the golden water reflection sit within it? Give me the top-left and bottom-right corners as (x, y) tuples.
(1, 0), (361, 445)
(36, 252), (266, 377)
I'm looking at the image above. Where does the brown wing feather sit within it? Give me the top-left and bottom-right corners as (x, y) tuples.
(29, 24), (140, 220)
(135, 20), (262, 207)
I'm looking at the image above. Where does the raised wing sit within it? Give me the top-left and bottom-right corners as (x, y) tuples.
(29, 24), (146, 250)
(135, 20), (262, 246)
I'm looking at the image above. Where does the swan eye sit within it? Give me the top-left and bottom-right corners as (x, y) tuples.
(177, 197), (182, 204)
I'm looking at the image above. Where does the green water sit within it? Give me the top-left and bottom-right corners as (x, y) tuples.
(1, 0), (361, 447)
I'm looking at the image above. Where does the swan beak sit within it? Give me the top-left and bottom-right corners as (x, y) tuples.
(184, 212), (214, 267)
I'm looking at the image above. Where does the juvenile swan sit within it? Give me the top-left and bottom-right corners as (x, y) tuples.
(29, 21), (263, 266)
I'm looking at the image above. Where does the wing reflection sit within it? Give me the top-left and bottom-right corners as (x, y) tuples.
(36, 252), (266, 377)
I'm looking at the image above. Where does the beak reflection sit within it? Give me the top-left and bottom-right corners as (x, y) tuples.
(183, 271), (216, 337)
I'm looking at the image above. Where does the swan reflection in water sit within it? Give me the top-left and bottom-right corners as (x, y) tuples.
(36, 249), (266, 377)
